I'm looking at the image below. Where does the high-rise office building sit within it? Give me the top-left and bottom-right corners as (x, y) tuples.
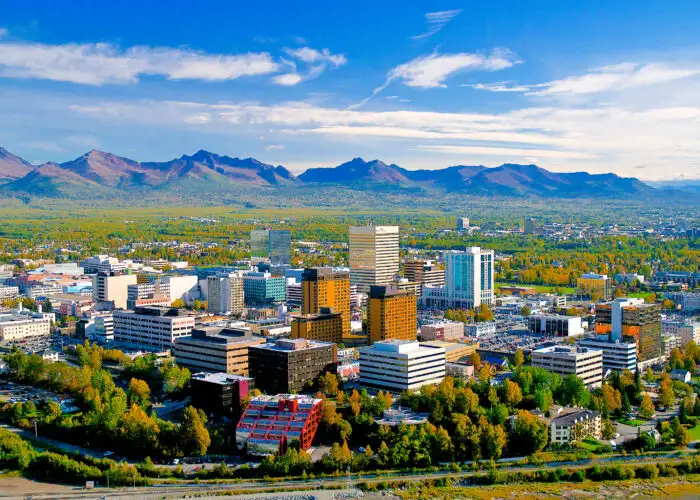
(595, 298), (662, 362)
(207, 274), (245, 314)
(368, 285), (417, 344)
(359, 340), (445, 391)
(250, 229), (292, 266)
(243, 272), (286, 305)
(349, 225), (399, 292)
(457, 217), (470, 230)
(531, 345), (603, 389)
(403, 260), (445, 289)
(301, 267), (350, 335)
(422, 247), (494, 310)
(524, 218), (538, 234)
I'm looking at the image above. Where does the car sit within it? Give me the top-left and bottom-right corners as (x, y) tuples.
(171, 458), (180, 465)
(614, 433), (620, 439)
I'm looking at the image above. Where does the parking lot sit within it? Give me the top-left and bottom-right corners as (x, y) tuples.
(0, 380), (63, 406)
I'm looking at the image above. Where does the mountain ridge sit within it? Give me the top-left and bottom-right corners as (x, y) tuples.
(0, 146), (661, 199)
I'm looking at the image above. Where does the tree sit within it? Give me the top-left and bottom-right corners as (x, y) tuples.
(659, 379), (675, 409)
(601, 384), (622, 414)
(621, 392), (632, 414)
(534, 389), (553, 413)
(468, 352), (481, 370)
(503, 379), (522, 407)
(318, 372), (339, 396)
(160, 363), (191, 395)
(602, 419), (615, 440)
(480, 423), (506, 459)
(670, 417), (689, 447)
(558, 374), (589, 407)
(639, 394), (655, 419)
(180, 406), (211, 456)
(127, 378), (151, 408)
(509, 410), (548, 455)
(520, 305), (531, 317)
(513, 349), (524, 368)
(171, 299), (186, 309)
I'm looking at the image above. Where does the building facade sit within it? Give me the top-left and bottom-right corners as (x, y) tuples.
(349, 225), (399, 292)
(173, 326), (265, 375)
(0, 312), (51, 342)
(301, 267), (350, 335)
(595, 298), (662, 362)
(419, 321), (464, 341)
(248, 338), (336, 394)
(531, 345), (603, 388)
(291, 309), (344, 344)
(577, 337), (637, 372)
(577, 273), (613, 301)
(368, 285), (417, 344)
(113, 306), (195, 350)
(243, 272), (286, 305)
(207, 274), (245, 315)
(550, 409), (601, 444)
(190, 372), (253, 418)
(528, 314), (584, 337)
(92, 273), (138, 309)
(359, 340), (445, 392)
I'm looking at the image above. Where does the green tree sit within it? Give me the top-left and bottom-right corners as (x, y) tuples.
(513, 349), (524, 368)
(520, 305), (531, 317)
(318, 372), (340, 396)
(670, 417), (689, 447)
(509, 410), (548, 455)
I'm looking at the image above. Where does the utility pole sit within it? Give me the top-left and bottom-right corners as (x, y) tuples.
(33, 420), (38, 438)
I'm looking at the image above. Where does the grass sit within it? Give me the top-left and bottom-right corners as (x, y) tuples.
(688, 425), (700, 441)
(628, 291), (655, 301)
(495, 282), (576, 295)
(576, 438), (602, 451)
(616, 417), (645, 427)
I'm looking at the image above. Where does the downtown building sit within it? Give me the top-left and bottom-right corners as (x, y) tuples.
(113, 306), (195, 350)
(243, 272), (286, 305)
(248, 338), (336, 394)
(301, 267), (350, 335)
(291, 308), (344, 344)
(577, 273), (613, 301)
(595, 298), (662, 365)
(359, 340), (446, 392)
(349, 225), (399, 293)
(422, 247), (494, 310)
(173, 326), (265, 375)
(367, 285), (417, 344)
(92, 272), (138, 309)
(250, 229), (292, 267)
(207, 274), (245, 315)
(531, 345), (603, 389)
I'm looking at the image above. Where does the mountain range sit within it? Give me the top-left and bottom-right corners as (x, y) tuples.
(0, 147), (661, 200)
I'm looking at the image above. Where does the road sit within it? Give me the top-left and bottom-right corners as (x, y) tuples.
(1, 423), (104, 459)
(0, 453), (695, 500)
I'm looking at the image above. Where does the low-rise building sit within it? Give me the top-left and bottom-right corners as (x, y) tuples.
(465, 322), (497, 337)
(577, 337), (637, 372)
(671, 369), (692, 383)
(190, 372), (253, 417)
(375, 408), (430, 426)
(359, 340), (445, 392)
(446, 362), (475, 379)
(291, 307), (344, 343)
(421, 340), (478, 362)
(550, 408), (601, 444)
(173, 326), (265, 375)
(531, 345), (603, 388)
(419, 321), (464, 341)
(248, 338), (336, 394)
(0, 285), (19, 300)
(114, 306), (195, 350)
(528, 314), (584, 337)
(236, 394), (322, 456)
(0, 311), (51, 342)
(665, 292), (700, 312)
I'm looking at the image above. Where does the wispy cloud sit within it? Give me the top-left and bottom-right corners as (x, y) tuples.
(0, 41), (280, 85)
(0, 28), (8, 39)
(266, 144), (285, 150)
(350, 48), (520, 109)
(463, 81), (531, 92)
(412, 9), (462, 40)
(470, 62), (700, 96)
(274, 47), (347, 86)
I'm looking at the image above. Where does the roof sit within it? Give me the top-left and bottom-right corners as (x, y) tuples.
(671, 369), (691, 376)
(191, 372), (253, 385)
(551, 409), (600, 426)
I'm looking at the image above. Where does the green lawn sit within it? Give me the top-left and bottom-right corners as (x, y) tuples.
(628, 292), (655, 301)
(576, 438), (602, 451)
(616, 417), (645, 427)
(495, 283), (576, 295)
(687, 425), (700, 441)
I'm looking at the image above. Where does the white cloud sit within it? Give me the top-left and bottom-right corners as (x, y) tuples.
(464, 81), (531, 92)
(62, 97), (700, 179)
(530, 62), (700, 96)
(470, 62), (700, 96)
(412, 9), (462, 40)
(274, 47), (347, 86)
(390, 49), (520, 89)
(0, 41), (280, 85)
(266, 144), (285, 150)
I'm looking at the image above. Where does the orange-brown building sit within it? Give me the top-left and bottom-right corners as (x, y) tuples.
(368, 285), (417, 344)
(301, 268), (350, 335)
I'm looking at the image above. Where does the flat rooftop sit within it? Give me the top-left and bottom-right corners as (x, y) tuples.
(192, 372), (253, 385)
(251, 338), (333, 352)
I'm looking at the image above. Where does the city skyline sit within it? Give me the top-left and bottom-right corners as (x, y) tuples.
(1, 1), (700, 180)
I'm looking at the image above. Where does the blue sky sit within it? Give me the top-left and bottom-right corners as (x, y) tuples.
(1, 1), (700, 180)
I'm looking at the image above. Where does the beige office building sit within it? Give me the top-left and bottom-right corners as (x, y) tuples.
(349, 225), (399, 292)
(92, 273), (138, 309)
(208, 274), (245, 315)
(531, 345), (603, 388)
(173, 326), (265, 375)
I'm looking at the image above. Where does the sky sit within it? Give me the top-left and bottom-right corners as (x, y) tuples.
(1, 1), (700, 180)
